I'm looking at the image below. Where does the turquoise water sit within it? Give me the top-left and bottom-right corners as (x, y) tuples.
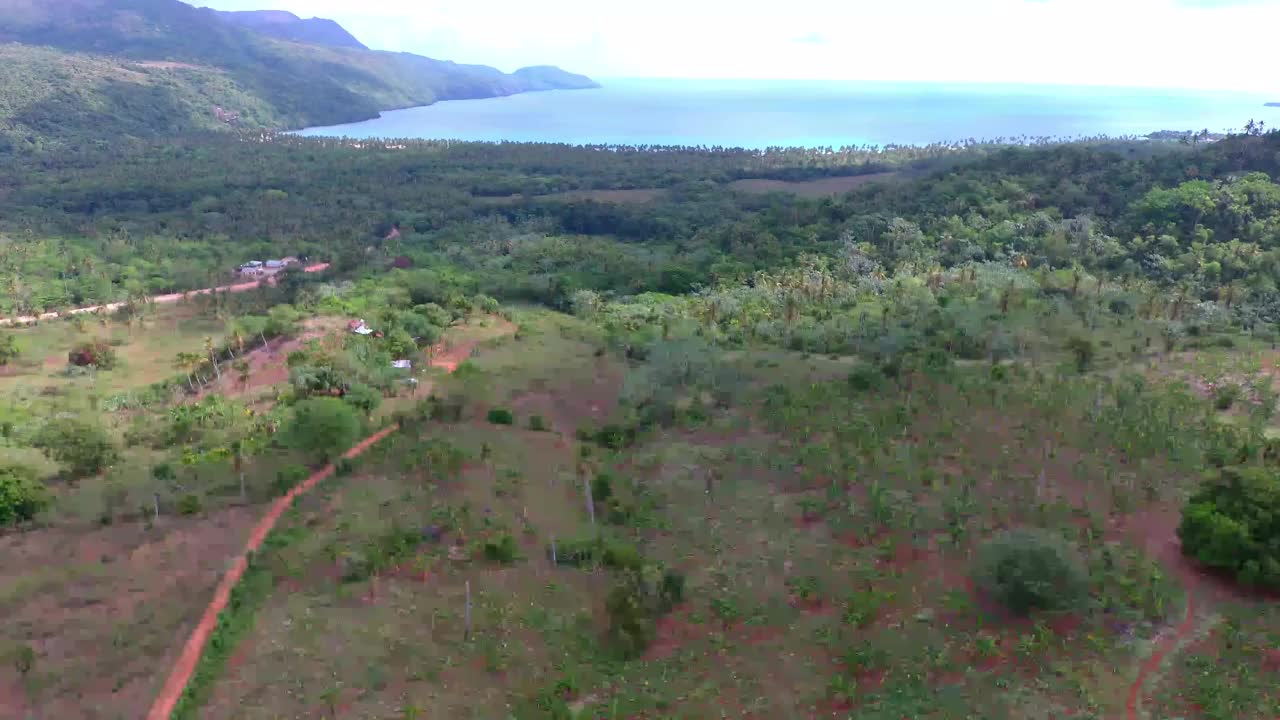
(296, 78), (1277, 149)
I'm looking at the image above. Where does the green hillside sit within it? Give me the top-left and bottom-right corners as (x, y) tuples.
(0, 0), (597, 145)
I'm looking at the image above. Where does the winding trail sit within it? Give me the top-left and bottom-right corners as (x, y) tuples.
(145, 326), (505, 720)
(1126, 591), (1198, 720)
(145, 424), (397, 720)
(0, 263), (330, 327)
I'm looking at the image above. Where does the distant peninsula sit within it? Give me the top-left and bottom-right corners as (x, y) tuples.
(0, 0), (597, 145)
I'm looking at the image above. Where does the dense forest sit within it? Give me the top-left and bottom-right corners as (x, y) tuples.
(4, 119), (1280, 719)
(3, 127), (1279, 320)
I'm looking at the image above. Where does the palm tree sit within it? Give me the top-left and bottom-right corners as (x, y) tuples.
(204, 337), (222, 380)
(174, 352), (200, 392)
(231, 439), (246, 501)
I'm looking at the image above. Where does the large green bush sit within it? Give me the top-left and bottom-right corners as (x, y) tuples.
(32, 417), (119, 479)
(974, 528), (1089, 615)
(284, 397), (362, 462)
(1178, 466), (1280, 589)
(67, 340), (118, 369)
(0, 464), (49, 525)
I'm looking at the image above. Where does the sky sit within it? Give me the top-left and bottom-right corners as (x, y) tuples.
(193, 0), (1280, 92)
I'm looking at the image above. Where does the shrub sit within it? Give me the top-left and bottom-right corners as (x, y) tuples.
(602, 539), (644, 571)
(0, 464), (49, 525)
(593, 423), (637, 450)
(285, 397), (362, 462)
(974, 528), (1089, 615)
(335, 457), (356, 476)
(273, 464), (310, 495)
(605, 571), (657, 658)
(177, 494), (202, 516)
(1178, 466), (1280, 590)
(486, 407), (514, 425)
(658, 569), (685, 610)
(591, 473), (614, 503)
(483, 533), (518, 564)
(67, 340), (118, 369)
(32, 417), (119, 479)
(1213, 383), (1242, 411)
(1065, 337), (1095, 373)
(343, 383), (382, 416)
(527, 414), (549, 432)
(553, 536), (602, 567)
(0, 334), (19, 366)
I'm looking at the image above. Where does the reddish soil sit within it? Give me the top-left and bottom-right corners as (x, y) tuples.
(727, 173), (898, 198)
(145, 322), (510, 720)
(145, 425), (399, 720)
(643, 606), (707, 661)
(0, 507), (258, 719)
(194, 317), (339, 402)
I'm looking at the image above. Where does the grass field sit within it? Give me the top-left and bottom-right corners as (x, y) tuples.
(172, 307), (1275, 720)
(4, 298), (1277, 719)
(0, 308), (516, 719)
(727, 173), (900, 197)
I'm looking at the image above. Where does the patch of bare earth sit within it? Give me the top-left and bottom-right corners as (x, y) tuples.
(0, 507), (258, 719)
(728, 173), (898, 197)
(509, 356), (622, 434)
(196, 317), (343, 402)
(472, 188), (663, 205)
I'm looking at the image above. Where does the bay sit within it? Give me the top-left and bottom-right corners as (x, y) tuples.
(295, 78), (1276, 149)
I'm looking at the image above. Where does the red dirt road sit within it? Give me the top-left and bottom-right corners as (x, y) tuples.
(145, 325), (507, 720)
(1126, 591), (1196, 720)
(145, 424), (397, 720)
(0, 263), (330, 327)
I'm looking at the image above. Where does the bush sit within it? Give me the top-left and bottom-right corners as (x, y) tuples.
(483, 533), (518, 564)
(527, 414), (549, 432)
(1178, 467), (1280, 589)
(553, 536), (602, 567)
(605, 571), (657, 658)
(32, 417), (119, 479)
(285, 397), (362, 462)
(486, 407), (514, 425)
(1065, 337), (1095, 373)
(593, 423), (637, 450)
(1213, 383), (1242, 411)
(67, 340), (117, 369)
(343, 383), (382, 416)
(0, 464), (49, 525)
(974, 528), (1088, 615)
(177, 494), (202, 515)
(591, 473), (614, 503)
(273, 464), (310, 496)
(602, 539), (644, 571)
(0, 334), (19, 366)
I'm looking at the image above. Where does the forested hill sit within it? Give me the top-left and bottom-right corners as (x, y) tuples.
(0, 0), (597, 147)
(209, 9), (367, 49)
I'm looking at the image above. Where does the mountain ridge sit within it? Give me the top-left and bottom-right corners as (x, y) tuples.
(0, 0), (597, 145)
(209, 9), (368, 50)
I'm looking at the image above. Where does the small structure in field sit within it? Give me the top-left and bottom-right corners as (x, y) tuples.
(348, 319), (375, 336)
(237, 257), (300, 277)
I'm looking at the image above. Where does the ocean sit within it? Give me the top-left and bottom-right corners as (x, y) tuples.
(295, 78), (1277, 149)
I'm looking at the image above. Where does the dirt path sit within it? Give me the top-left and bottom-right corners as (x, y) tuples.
(144, 424), (396, 720)
(0, 263), (330, 327)
(1126, 592), (1198, 720)
(145, 319), (512, 720)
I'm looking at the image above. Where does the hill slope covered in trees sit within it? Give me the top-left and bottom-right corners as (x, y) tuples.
(0, 0), (597, 146)
(209, 9), (368, 49)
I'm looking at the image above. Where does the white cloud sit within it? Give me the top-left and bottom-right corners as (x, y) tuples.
(195, 0), (1280, 91)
